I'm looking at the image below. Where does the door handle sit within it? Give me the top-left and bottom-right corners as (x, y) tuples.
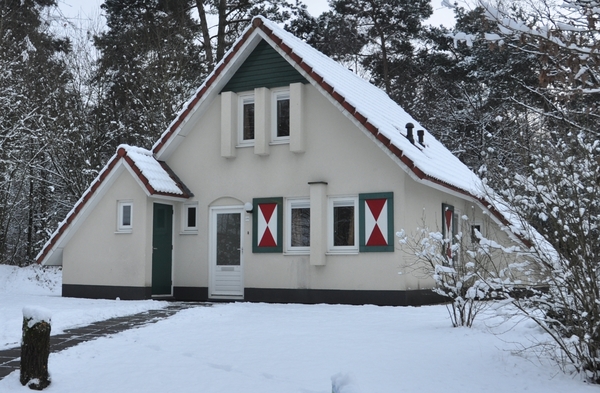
(153, 247), (158, 250)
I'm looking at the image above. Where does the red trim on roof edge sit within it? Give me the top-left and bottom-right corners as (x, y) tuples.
(35, 154), (122, 264)
(364, 122), (378, 136)
(342, 101), (356, 115)
(331, 91), (344, 105)
(151, 24), (258, 156)
(376, 133), (391, 146)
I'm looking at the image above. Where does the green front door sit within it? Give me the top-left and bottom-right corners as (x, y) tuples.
(152, 203), (173, 295)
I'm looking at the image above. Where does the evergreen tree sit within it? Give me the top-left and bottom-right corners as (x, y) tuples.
(0, 0), (78, 265)
(94, 0), (205, 151)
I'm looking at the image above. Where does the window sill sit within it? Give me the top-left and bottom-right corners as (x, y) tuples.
(115, 230), (132, 234)
(269, 139), (290, 146)
(179, 230), (198, 235)
(326, 250), (359, 255)
(236, 143), (254, 148)
(283, 250), (310, 256)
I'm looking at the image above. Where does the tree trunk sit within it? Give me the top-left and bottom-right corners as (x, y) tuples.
(20, 317), (51, 390)
(195, 0), (214, 71)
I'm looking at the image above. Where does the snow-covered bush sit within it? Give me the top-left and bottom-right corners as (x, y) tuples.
(498, 133), (600, 382)
(397, 214), (519, 328)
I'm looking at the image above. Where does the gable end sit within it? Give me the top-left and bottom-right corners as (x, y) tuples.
(221, 40), (307, 92)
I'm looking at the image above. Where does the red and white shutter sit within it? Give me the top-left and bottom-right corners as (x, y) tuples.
(257, 203), (278, 247)
(253, 198), (283, 253)
(442, 204), (454, 259)
(359, 193), (394, 252)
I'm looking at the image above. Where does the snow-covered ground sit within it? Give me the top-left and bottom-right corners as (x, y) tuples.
(0, 264), (166, 350)
(0, 265), (597, 392)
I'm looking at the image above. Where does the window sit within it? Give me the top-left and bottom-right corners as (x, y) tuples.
(442, 203), (456, 259)
(182, 203), (198, 233)
(238, 93), (254, 145)
(328, 197), (358, 253)
(272, 89), (290, 141)
(471, 224), (483, 243)
(117, 201), (133, 232)
(286, 199), (310, 253)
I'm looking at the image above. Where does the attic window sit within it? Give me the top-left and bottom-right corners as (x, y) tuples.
(238, 93), (255, 145)
(272, 89), (290, 141)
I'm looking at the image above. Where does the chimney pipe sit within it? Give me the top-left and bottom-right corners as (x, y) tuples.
(405, 123), (414, 144)
(417, 130), (424, 146)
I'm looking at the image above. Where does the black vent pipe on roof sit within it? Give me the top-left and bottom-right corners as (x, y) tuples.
(405, 123), (415, 144)
(417, 130), (424, 146)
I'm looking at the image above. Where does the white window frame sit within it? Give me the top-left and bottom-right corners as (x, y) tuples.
(328, 196), (358, 254)
(271, 88), (290, 144)
(285, 198), (310, 254)
(237, 92), (255, 146)
(182, 202), (198, 234)
(117, 200), (133, 233)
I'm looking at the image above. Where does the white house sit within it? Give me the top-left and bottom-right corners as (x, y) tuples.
(36, 17), (525, 306)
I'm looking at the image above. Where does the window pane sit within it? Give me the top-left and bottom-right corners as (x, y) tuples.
(122, 205), (131, 226)
(216, 213), (241, 266)
(291, 207), (310, 247)
(333, 205), (354, 246)
(243, 102), (254, 140)
(187, 207), (196, 228)
(277, 98), (290, 137)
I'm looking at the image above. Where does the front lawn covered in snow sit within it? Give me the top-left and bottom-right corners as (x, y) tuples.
(0, 265), (596, 392)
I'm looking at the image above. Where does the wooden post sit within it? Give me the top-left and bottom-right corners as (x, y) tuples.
(20, 307), (51, 390)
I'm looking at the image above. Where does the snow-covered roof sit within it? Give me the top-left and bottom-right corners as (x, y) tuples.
(120, 145), (186, 195)
(153, 17), (483, 198)
(36, 145), (192, 266)
(149, 16), (529, 244)
(258, 18), (484, 196)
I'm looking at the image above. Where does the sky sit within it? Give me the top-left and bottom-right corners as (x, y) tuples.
(55, 0), (460, 29)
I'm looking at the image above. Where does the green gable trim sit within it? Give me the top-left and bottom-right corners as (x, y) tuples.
(222, 40), (308, 93)
(359, 192), (394, 252)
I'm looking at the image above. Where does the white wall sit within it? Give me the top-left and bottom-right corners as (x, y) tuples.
(166, 82), (514, 293)
(63, 168), (150, 287)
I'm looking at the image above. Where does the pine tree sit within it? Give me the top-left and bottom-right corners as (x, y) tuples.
(94, 0), (205, 151)
(0, 0), (78, 265)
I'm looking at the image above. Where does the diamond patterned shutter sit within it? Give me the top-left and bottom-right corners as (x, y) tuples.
(252, 197), (283, 253)
(359, 192), (394, 252)
(442, 203), (455, 259)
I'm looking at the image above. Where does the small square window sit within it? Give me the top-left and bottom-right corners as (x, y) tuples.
(471, 224), (482, 243)
(286, 199), (310, 253)
(182, 203), (198, 233)
(328, 197), (358, 253)
(117, 201), (133, 232)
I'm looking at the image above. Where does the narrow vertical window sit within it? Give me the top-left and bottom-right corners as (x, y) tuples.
(328, 197), (358, 253)
(276, 95), (290, 137)
(272, 89), (290, 142)
(286, 199), (310, 253)
(117, 201), (133, 232)
(187, 206), (197, 228)
(182, 203), (198, 233)
(243, 98), (255, 140)
(334, 204), (354, 246)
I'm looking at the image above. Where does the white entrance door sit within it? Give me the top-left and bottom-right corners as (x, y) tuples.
(210, 207), (244, 298)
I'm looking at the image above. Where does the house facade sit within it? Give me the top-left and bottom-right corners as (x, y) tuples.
(37, 17), (522, 306)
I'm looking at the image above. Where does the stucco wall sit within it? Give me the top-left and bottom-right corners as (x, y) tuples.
(63, 167), (150, 287)
(165, 82), (520, 294)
